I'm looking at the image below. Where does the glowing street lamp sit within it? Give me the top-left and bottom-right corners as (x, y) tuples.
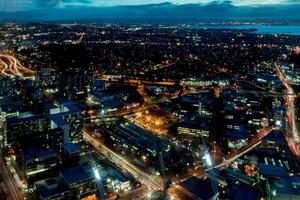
(87, 96), (92, 102)
(142, 155), (147, 161)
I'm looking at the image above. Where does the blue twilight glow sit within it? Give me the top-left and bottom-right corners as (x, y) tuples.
(0, 0), (298, 12)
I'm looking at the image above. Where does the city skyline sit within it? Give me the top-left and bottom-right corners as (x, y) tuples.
(1, 1), (300, 200)
(1, 22), (300, 199)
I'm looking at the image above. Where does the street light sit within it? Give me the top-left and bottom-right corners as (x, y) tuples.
(204, 152), (212, 167)
(155, 120), (160, 126)
(93, 167), (100, 180)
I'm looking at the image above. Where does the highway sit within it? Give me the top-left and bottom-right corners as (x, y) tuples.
(143, 61), (177, 73)
(174, 127), (273, 184)
(108, 186), (148, 200)
(275, 62), (300, 157)
(84, 124), (272, 200)
(91, 86), (178, 120)
(83, 130), (163, 192)
(0, 54), (36, 80)
(98, 76), (177, 86)
(167, 127), (273, 200)
(210, 128), (272, 170)
(91, 104), (157, 121)
(211, 65), (268, 91)
(72, 32), (86, 44)
(0, 145), (24, 200)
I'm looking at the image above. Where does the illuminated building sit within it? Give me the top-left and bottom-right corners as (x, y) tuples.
(182, 78), (229, 88)
(260, 130), (291, 156)
(98, 123), (171, 162)
(4, 114), (49, 147)
(62, 143), (81, 168)
(17, 128), (65, 153)
(60, 73), (87, 100)
(20, 148), (58, 185)
(0, 77), (15, 96)
(49, 99), (84, 143)
(259, 164), (300, 199)
(274, 107), (286, 129)
(61, 163), (98, 199)
(88, 91), (123, 112)
(177, 122), (210, 138)
(180, 176), (219, 200)
(34, 177), (70, 200)
(34, 164), (99, 199)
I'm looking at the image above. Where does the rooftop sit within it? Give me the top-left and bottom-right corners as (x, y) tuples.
(62, 163), (94, 185)
(259, 164), (289, 178)
(227, 183), (260, 200)
(63, 143), (81, 155)
(35, 177), (69, 199)
(269, 177), (299, 195)
(23, 148), (56, 162)
(180, 176), (218, 200)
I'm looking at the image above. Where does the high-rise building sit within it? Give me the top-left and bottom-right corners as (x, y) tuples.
(16, 128), (65, 153)
(60, 73), (87, 100)
(34, 177), (70, 200)
(62, 143), (81, 168)
(20, 148), (58, 185)
(48, 99), (84, 144)
(4, 114), (50, 147)
(0, 77), (15, 96)
(61, 163), (98, 199)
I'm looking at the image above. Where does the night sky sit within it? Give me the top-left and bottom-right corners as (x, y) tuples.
(0, 0), (298, 12)
(1, 0), (300, 21)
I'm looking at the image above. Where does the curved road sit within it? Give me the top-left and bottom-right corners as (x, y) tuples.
(84, 126), (273, 199)
(275, 62), (300, 157)
(0, 54), (36, 80)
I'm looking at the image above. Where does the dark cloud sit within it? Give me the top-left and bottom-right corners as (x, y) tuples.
(1, 1), (300, 21)
(62, 0), (91, 3)
(33, 0), (59, 7)
(33, 0), (91, 8)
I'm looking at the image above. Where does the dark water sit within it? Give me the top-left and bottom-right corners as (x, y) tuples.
(192, 25), (300, 36)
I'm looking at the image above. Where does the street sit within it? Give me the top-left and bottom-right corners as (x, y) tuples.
(275, 62), (300, 157)
(83, 130), (163, 193)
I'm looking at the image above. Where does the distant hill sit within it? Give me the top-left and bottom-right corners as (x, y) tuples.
(1, 2), (300, 23)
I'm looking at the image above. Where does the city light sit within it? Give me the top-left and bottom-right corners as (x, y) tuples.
(204, 152), (212, 167)
(275, 120), (281, 126)
(1, 10), (300, 200)
(141, 155), (147, 161)
(0, 54), (36, 80)
(93, 167), (101, 180)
